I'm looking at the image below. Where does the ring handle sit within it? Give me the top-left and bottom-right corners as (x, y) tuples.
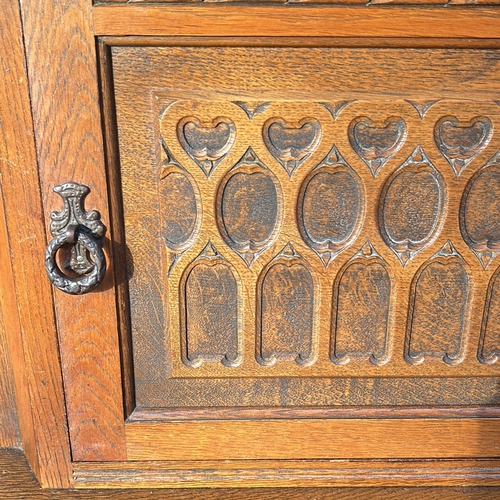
(44, 182), (106, 295)
(45, 230), (106, 295)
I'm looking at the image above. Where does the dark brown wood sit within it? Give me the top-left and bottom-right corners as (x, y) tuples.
(0, 0), (72, 487)
(93, 6), (500, 37)
(19, 0), (126, 461)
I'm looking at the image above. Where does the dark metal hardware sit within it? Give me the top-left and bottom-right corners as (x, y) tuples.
(45, 182), (106, 295)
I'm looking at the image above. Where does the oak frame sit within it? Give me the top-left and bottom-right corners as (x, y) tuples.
(3, 0), (500, 488)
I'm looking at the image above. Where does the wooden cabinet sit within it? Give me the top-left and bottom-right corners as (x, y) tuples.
(2, 0), (500, 489)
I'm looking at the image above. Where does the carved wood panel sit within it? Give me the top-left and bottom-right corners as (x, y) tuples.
(110, 46), (500, 409)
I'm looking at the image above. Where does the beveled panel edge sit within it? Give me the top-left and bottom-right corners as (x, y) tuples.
(100, 36), (500, 49)
(128, 405), (500, 421)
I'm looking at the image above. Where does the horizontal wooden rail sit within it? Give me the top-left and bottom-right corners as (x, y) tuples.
(93, 5), (500, 38)
(126, 418), (500, 461)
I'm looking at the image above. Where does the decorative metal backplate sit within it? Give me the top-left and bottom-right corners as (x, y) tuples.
(45, 182), (106, 295)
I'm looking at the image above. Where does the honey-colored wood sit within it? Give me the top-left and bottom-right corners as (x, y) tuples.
(75, 458), (500, 488)
(0, 449), (500, 500)
(19, 0), (126, 461)
(4, 0), (500, 488)
(0, 195), (20, 449)
(126, 419), (500, 461)
(109, 44), (500, 419)
(98, 0), (500, 4)
(93, 5), (500, 38)
(0, 0), (72, 487)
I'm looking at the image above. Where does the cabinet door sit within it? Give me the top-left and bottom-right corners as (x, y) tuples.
(16, 0), (500, 487)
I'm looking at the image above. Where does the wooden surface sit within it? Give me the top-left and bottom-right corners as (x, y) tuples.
(93, 5), (500, 37)
(126, 418), (500, 461)
(74, 457), (500, 488)
(97, 0), (500, 4)
(0, 196), (20, 449)
(0, 0), (72, 487)
(111, 44), (500, 414)
(5, 0), (500, 488)
(19, 0), (126, 461)
(1, 449), (500, 499)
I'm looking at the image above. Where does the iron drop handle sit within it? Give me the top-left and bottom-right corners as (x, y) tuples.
(45, 183), (106, 295)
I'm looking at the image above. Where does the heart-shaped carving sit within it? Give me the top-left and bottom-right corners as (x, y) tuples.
(263, 117), (321, 176)
(434, 116), (493, 176)
(348, 116), (407, 177)
(177, 116), (236, 177)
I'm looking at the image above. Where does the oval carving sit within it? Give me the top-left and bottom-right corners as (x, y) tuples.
(257, 245), (316, 366)
(405, 242), (471, 366)
(331, 243), (393, 366)
(460, 161), (500, 268)
(298, 147), (364, 266)
(177, 116), (236, 177)
(479, 266), (500, 365)
(182, 243), (241, 368)
(160, 165), (200, 253)
(434, 115), (493, 176)
(216, 149), (281, 266)
(348, 116), (407, 176)
(262, 117), (322, 176)
(379, 147), (446, 265)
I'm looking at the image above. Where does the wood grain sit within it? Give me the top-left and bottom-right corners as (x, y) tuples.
(0, 449), (498, 497)
(74, 457), (500, 488)
(0, 0), (72, 487)
(19, 0), (126, 461)
(93, 5), (500, 37)
(98, 0), (500, 4)
(126, 418), (500, 461)
(0, 195), (21, 449)
(112, 45), (500, 416)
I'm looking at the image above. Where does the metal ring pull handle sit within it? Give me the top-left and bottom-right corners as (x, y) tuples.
(45, 183), (106, 295)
